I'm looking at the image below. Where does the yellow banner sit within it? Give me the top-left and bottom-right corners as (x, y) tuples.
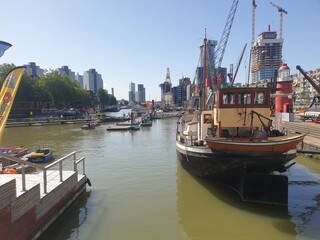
(0, 67), (25, 144)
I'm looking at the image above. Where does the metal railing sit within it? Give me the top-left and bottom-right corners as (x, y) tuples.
(0, 151), (86, 194)
(42, 151), (85, 194)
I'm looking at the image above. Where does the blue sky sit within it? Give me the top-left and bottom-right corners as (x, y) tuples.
(1, 0), (319, 101)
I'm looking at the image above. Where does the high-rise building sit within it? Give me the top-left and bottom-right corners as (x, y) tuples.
(159, 68), (173, 108)
(137, 84), (146, 103)
(24, 62), (44, 77)
(199, 39), (218, 81)
(173, 77), (191, 107)
(251, 29), (283, 83)
(75, 73), (83, 88)
(83, 68), (103, 93)
(129, 82), (135, 102)
(57, 66), (75, 80)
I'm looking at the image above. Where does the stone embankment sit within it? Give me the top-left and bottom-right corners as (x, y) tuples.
(281, 114), (320, 159)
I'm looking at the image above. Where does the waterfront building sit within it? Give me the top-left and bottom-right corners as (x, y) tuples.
(129, 82), (135, 102)
(83, 68), (103, 94)
(24, 62), (44, 77)
(75, 73), (83, 88)
(251, 28), (283, 83)
(199, 39), (218, 81)
(291, 67), (320, 105)
(173, 77), (191, 107)
(159, 68), (174, 109)
(135, 91), (139, 102)
(57, 65), (75, 80)
(172, 85), (185, 107)
(137, 84), (146, 103)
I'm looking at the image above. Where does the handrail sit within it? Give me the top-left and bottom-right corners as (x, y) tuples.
(43, 151), (86, 194)
(0, 153), (43, 170)
(0, 151), (85, 194)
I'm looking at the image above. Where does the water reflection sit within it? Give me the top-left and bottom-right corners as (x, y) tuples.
(38, 190), (91, 240)
(288, 160), (320, 240)
(176, 160), (296, 240)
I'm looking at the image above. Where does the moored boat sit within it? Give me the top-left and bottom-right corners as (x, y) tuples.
(27, 146), (54, 163)
(176, 32), (305, 205)
(140, 117), (152, 127)
(81, 121), (96, 130)
(106, 123), (140, 131)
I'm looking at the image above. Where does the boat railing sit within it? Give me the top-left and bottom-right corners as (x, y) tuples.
(0, 151), (85, 194)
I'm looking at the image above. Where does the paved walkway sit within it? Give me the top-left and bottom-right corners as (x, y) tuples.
(281, 115), (320, 150)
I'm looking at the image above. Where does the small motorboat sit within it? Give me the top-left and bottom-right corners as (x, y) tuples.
(81, 122), (96, 130)
(27, 146), (54, 163)
(140, 117), (152, 127)
(128, 124), (140, 130)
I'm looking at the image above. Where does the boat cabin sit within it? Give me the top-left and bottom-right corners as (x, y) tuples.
(212, 87), (272, 138)
(179, 87), (273, 144)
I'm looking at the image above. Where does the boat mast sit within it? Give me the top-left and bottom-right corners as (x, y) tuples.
(202, 29), (207, 111)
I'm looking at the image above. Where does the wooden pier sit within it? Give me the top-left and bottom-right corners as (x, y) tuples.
(0, 152), (89, 240)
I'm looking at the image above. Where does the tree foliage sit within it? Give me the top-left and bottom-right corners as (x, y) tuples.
(0, 63), (16, 83)
(0, 63), (117, 109)
(96, 88), (118, 108)
(96, 88), (109, 108)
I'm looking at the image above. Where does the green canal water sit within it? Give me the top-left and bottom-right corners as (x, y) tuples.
(2, 111), (320, 240)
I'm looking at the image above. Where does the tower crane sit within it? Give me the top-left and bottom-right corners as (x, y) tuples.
(270, 2), (287, 39)
(194, 0), (239, 91)
(228, 43), (247, 86)
(213, 0), (240, 86)
(252, 0), (257, 45)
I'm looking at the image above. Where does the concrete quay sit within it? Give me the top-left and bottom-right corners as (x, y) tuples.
(280, 115), (320, 155)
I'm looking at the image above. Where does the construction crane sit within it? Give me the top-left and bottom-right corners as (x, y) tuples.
(252, 0), (257, 45)
(270, 2), (287, 39)
(213, 0), (240, 83)
(228, 43), (247, 86)
(296, 65), (320, 108)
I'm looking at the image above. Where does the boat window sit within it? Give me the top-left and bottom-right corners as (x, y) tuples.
(238, 93), (251, 105)
(204, 114), (212, 123)
(222, 93), (235, 104)
(230, 93), (235, 104)
(207, 128), (213, 137)
(223, 94), (228, 104)
(254, 91), (266, 104)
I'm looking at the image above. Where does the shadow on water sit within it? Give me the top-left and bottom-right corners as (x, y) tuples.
(287, 157), (320, 240)
(38, 190), (91, 240)
(176, 160), (297, 240)
(197, 176), (290, 216)
(177, 158), (290, 216)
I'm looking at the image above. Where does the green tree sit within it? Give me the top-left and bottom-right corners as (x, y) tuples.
(1, 63), (91, 109)
(39, 70), (89, 107)
(0, 63), (16, 83)
(108, 94), (117, 105)
(96, 88), (109, 108)
(15, 74), (39, 101)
